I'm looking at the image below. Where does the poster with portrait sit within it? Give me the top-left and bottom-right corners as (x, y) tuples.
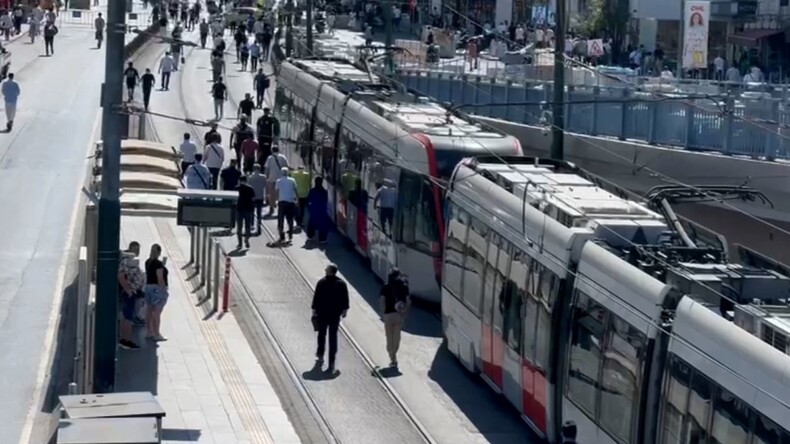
(682, 1), (710, 69)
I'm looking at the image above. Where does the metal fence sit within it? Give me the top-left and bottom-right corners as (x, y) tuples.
(57, 9), (151, 27)
(395, 70), (790, 160)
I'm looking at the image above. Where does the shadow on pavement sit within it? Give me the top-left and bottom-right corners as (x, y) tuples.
(302, 362), (341, 381)
(162, 428), (203, 441)
(116, 328), (159, 395)
(428, 343), (535, 444)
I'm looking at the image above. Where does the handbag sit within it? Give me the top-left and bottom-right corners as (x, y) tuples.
(311, 314), (320, 332)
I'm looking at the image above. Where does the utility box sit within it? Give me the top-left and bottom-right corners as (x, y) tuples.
(177, 189), (238, 228)
(57, 417), (159, 444)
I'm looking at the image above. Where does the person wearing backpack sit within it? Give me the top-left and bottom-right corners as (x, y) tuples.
(253, 69), (270, 109)
(379, 268), (411, 368)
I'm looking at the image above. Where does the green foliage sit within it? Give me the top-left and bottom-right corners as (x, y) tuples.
(579, 0), (630, 41)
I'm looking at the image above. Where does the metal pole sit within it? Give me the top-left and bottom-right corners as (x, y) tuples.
(677, 0), (685, 79)
(550, 0), (566, 161)
(383, 0), (393, 74)
(92, 0), (127, 394)
(305, 0), (313, 53)
(213, 245), (220, 311)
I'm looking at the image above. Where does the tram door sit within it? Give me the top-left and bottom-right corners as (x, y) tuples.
(481, 232), (504, 390)
(365, 161), (399, 281)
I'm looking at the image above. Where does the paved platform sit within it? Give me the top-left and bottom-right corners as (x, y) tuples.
(117, 215), (300, 444)
(133, 24), (537, 444)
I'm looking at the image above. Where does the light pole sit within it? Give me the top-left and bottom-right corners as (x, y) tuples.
(93, 0), (126, 393)
(551, 0), (566, 161)
(306, 0), (313, 53)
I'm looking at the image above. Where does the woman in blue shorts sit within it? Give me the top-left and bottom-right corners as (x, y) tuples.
(144, 243), (169, 342)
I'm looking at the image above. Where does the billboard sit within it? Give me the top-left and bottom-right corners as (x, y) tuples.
(682, 1), (710, 69)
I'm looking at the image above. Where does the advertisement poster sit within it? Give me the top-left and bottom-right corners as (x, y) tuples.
(682, 1), (710, 69)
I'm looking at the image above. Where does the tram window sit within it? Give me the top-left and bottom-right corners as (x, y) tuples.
(684, 372), (712, 444)
(750, 413), (781, 444)
(442, 202), (468, 299)
(710, 388), (749, 444)
(397, 171), (440, 255)
(534, 305), (551, 369)
(539, 267), (560, 308)
(567, 291), (606, 419)
(522, 295), (538, 361)
(507, 251), (529, 352)
(482, 233), (501, 326)
(461, 218), (488, 315)
(599, 315), (645, 443)
(660, 357), (691, 444)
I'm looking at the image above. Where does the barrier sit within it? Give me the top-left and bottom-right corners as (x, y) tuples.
(189, 227), (224, 312)
(222, 256), (231, 312)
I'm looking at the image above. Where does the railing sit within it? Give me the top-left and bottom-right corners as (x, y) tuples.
(190, 227), (223, 312)
(395, 70), (790, 161)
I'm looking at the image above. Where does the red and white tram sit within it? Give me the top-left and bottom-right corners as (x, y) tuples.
(443, 156), (790, 443)
(274, 58), (522, 302)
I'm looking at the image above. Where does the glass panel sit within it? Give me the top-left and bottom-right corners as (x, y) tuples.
(462, 218), (488, 316)
(661, 357), (691, 444)
(534, 304), (551, 369)
(435, 149), (470, 179)
(599, 315), (645, 443)
(505, 249), (527, 351)
(684, 372), (712, 444)
(442, 203), (467, 299)
(710, 388), (749, 444)
(397, 171), (440, 255)
(567, 291), (606, 417)
(522, 296), (538, 360)
(492, 238), (511, 333)
(750, 413), (781, 444)
(482, 233), (500, 326)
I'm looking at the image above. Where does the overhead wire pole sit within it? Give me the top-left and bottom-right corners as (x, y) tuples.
(305, 0), (313, 53)
(383, 0), (394, 74)
(93, 0), (127, 393)
(551, 0), (566, 161)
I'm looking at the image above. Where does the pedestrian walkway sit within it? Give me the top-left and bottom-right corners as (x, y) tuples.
(116, 215), (301, 444)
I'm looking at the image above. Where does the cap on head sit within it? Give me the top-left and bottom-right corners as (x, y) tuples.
(281, 166), (289, 175)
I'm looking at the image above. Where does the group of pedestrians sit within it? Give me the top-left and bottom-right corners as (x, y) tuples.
(117, 240), (171, 350)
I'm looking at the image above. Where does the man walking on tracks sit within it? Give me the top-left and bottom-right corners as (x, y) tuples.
(311, 264), (349, 374)
(94, 12), (105, 49)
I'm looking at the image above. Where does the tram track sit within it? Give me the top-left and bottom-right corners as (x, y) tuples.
(154, 34), (438, 444)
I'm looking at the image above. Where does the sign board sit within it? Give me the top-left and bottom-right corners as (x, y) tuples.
(682, 1), (710, 69)
(736, 0), (758, 16)
(177, 189), (238, 228)
(587, 39), (604, 57)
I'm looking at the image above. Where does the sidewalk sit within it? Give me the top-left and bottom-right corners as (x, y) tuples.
(116, 215), (301, 444)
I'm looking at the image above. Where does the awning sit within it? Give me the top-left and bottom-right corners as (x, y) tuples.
(727, 29), (784, 48)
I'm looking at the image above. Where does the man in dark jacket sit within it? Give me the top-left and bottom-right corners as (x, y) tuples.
(311, 264), (349, 373)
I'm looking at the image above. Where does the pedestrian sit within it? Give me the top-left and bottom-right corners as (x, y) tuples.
(235, 175), (254, 249)
(247, 164), (266, 233)
(179, 132), (197, 176)
(256, 107), (279, 165)
(0, 12), (11, 41)
(204, 122), (221, 145)
(561, 421), (578, 443)
(253, 69), (269, 108)
(2, 72), (19, 131)
(203, 138), (225, 189)
(158, 51), (175, 90)
(211, 76), (228, 121)
(291, 166), (311, 227)
(234, 27), (245, 60)
(379, 269), (411, 367)
(306, 176), (329, 243)
(261, 26), (272, 61)
(240, 134), (258, 174)
(220, 159), (241, 191)
(123, 62), (140, 102)
(253, 16), (265, 44)
(43, 22), (58, 56)
(185, 153), (211, 189)
(144, 243), (169, 342)
(264, 146), (289, 214)
(210, 52), (224, 83)
(374, 179), (397, 235)
(94, 12), (105, 49)
(12, 5), (22, 34)
(230, 114), (254, 163)
(141, 68), (155, 110)
(238, 92), (255, 120)
(311, 263), (349, 373)
(118, 241), (144, 350)
(249, 41), (260, 72)
(275, 167), (298, 243)
(199, 18), (209, 48)
(240, 41), (250, 71)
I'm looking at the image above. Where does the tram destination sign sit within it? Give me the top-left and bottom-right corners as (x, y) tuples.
(177, 189), (238, 228)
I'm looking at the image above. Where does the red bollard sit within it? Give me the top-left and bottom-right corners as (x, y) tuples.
(222, 256), (231, 312)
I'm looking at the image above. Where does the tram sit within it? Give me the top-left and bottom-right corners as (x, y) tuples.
(442, 155), (790, 443)
(273, 57), (522, 302)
